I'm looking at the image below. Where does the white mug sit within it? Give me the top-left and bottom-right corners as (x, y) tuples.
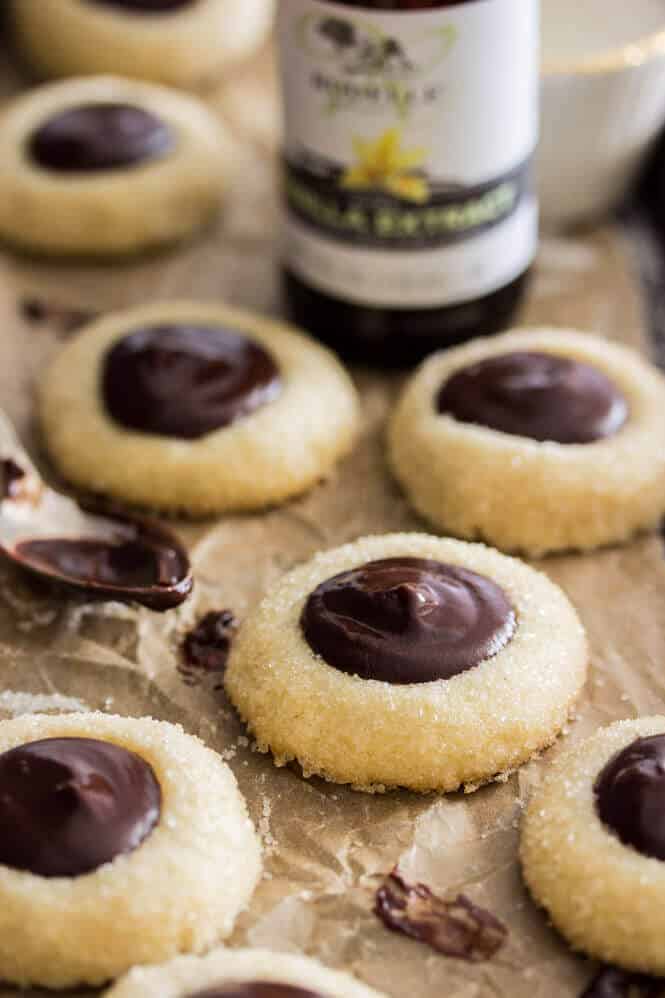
(539, 0), (665, 228)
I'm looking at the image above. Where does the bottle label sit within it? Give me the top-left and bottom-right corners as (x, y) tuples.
(278, 0), (539, 309)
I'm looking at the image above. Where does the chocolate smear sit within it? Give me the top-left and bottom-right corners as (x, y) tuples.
(20, 297), (97, 338)
(582, 967), (662, 998)
(180, 610), (237, 685)
(20, 299), (48, 323)
(1, 458), (42, 506)
(374, 871), (507, 962)
(1, 459), (27, 500)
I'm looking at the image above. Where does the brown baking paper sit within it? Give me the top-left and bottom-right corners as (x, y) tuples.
(1, 41), (665, 998)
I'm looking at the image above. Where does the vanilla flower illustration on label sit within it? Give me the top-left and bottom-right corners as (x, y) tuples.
(341, 129), (429, 204)
(279, 0), (539, 310)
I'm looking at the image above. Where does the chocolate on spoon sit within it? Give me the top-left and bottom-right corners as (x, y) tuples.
(0, 412), (192, 611)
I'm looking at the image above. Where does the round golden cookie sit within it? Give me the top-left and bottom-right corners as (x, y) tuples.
(9, 0), (275, 91)
(39, 301), (360, 516)
(0, 76), (230, 257)
(389, 329), (665, 556)
(0, 712), (262, 990)
(105, 947), (386, 998)
(521, 717), (665, 975)
(224, 532), (588, 793)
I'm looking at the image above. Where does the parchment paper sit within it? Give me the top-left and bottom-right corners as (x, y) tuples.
(1, 38), (665, 998)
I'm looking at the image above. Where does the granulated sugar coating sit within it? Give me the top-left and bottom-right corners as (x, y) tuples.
(0, 712), (261, 990)
(390, 329), (665, 556)
(225, 533), (588, 793)
(106, 947), (386, 998)
(521, 717), (665, 975)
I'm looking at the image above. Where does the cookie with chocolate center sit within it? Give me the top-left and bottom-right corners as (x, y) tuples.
(0, 712), (261, 989)
(39, 301), (359, 515)
(225, 532), (588, 793)
(521, 717), (665, 976)
(389, 328), (665, 555)
(0, 75), (230, 258)
(105, 948), (385, 998)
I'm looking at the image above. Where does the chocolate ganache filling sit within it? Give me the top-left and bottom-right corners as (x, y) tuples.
(30, 103), (173, 173)
(88, 0), (195, 10)
(102, 325), (282, 439)
(594, 735), (665, 861)
(437, 351), (628, 444)
(188, 986), (321, 998)
(0, 737), (161, 877)
(301, 558), (516, 685)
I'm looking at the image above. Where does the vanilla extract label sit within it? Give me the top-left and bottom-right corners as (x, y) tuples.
(285, 154), (531, 250)
(278, 0), (539, 310)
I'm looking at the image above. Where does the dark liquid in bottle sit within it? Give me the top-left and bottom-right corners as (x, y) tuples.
(282, 0), (535, 367)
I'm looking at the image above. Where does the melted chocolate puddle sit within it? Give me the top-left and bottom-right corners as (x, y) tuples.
(375, 871), (507, 962)
(180, 610), (237, 687)
(15, 526), (190, 611)
(581, 967), (662, 998)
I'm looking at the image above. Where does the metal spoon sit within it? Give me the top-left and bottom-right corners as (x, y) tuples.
(0, 411), (193, 611)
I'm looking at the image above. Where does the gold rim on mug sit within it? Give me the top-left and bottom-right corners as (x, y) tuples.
(543, 26), (665, 77)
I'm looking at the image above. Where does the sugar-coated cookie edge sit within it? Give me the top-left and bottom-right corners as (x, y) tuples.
(225, 533), (588, 793)
(39, 300), (360, 515)
(0, 712), (261, 989)
(521, 716), (665, 974)
(389, 328), (665, 555)
(105, 946), (386, 998)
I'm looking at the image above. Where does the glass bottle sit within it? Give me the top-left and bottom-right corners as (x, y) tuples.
(277, 0), (539, 366)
